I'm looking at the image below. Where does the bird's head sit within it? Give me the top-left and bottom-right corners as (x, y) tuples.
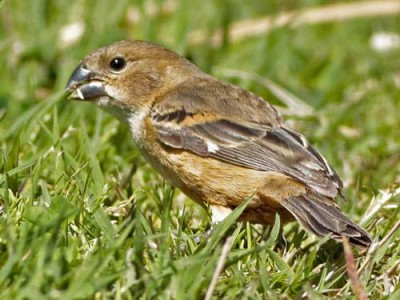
(65, 40), (199, 119)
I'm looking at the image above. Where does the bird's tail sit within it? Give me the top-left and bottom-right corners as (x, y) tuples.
(282, 194), (372, 248)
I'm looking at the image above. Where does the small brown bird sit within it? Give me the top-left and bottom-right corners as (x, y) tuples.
(65, 40), (371, 247)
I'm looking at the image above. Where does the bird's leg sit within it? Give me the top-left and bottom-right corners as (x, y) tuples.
(204, 205), (237, 242)
(210, 205), (233, 224)
(191, 205), (234, 245)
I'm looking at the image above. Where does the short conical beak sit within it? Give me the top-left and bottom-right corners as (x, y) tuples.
(65, 63), (107, 101)
(65, 63), (94, 91)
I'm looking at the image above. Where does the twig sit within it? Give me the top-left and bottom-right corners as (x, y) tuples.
(342, 236), (368, 300)
(204, 236), (234, 300)
(339, 219), (400, 296)
(188, 1), (400, 47)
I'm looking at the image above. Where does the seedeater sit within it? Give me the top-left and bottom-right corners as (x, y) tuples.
(65, 40), (371, 247)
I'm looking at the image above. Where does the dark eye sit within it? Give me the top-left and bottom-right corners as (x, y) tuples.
(109, 57), (126, 71)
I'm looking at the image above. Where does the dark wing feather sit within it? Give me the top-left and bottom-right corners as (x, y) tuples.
(154, 118), (342, 198)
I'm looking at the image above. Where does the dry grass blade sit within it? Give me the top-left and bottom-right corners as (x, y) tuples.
(361, 186), (400, 226)
(189, 0), (400, 47)
(342, 236), (369, 300)
(218, 68), (314, 117)
(375, 219), (400, 250)
(349, 219), (400, 292)
(204, 236), (234, 300)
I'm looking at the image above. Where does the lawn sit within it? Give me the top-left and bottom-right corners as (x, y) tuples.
(0, 0), (399, 299)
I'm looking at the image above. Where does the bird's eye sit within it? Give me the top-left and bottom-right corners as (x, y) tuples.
(109, 57), (126, 72)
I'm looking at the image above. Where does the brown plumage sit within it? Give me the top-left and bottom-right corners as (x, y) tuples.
(65, 40), (372, 247)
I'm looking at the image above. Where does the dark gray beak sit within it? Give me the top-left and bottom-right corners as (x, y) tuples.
(65, 63), (107, 101)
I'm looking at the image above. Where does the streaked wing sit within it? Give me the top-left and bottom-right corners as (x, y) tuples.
(153, 117), (342, 198)
(151, 81), (343, 198)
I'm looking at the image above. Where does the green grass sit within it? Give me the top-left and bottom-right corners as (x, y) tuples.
(1, 0), (400, 299)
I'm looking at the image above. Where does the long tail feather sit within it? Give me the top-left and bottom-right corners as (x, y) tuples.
(282, 195), (372, 247)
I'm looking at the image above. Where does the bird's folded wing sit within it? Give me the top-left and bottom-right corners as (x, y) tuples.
(151, 82), (343, 199)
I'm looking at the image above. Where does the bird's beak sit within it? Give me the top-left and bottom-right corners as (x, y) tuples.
(65, 63), (108, 101)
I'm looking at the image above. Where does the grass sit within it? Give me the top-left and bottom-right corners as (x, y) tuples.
(0, 0), (400, 299)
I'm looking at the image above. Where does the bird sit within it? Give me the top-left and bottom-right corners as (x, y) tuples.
(65, 40), (372, 247)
